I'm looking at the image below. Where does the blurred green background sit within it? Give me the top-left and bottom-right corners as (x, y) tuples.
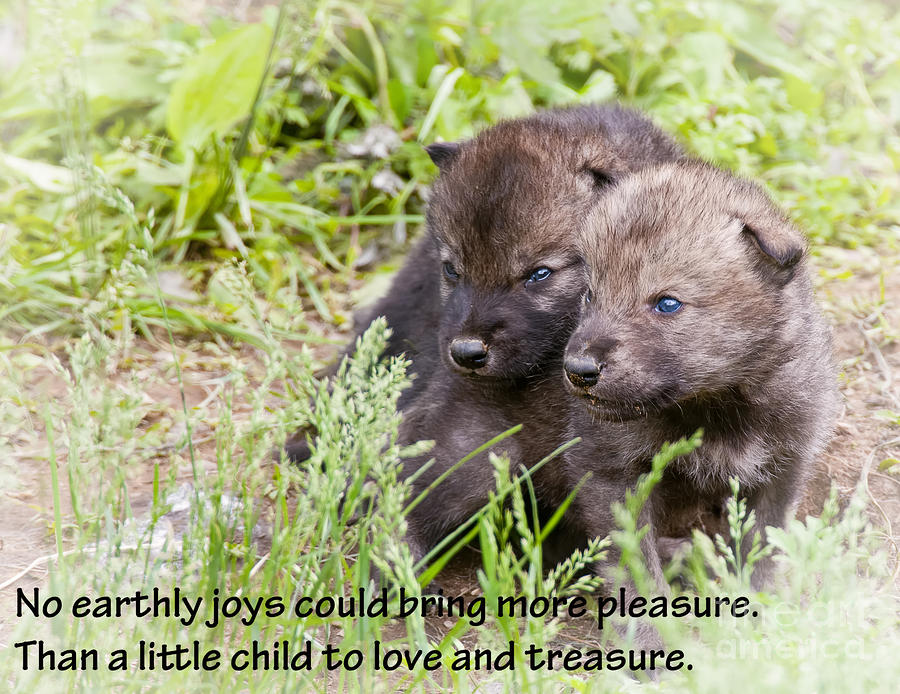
(1, 0), (898, 344)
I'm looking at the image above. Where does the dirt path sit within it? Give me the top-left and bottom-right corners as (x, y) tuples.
(805, 248), (899, 546)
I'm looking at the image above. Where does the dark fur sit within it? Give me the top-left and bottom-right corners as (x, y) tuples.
(562, 161), (839, 588)
(397, 373), (581, 566)
(355, 105), (684, 405)
(285, 107), (688, 617)
(287, 108), (682, 459)
(287, 106), (682, 462)
(383, 107), (684, 569)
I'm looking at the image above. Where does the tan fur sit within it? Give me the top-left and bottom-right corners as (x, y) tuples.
(563, 161), (840, 587)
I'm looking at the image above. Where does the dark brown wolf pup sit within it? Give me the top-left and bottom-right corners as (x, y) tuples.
(355, 105), (685, 407)
(378, 106), (685, 566)
(286, 107), (683, 488)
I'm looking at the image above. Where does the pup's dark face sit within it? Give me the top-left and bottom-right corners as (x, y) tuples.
(563, 163), (805, 420)
(425, 122), (628, 381)
(435, 235), (585, 381)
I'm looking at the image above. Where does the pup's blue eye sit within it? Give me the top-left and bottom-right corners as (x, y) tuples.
(654, 296), (683, 314)
(525, 267), (552, 286)
(443, 262), (459, 280)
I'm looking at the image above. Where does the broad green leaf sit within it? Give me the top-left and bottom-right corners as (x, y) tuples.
(784, 75), (824, 115)
(878, 457), (900, 473)
(166, 23), (272, 149)
(387, 78), (411, 123)
(674, 32), (732, 93)
(580, 69), (618, 102)
(415, 35), (439, 86)
(0, 153), (73, 193)
(755, 132), (778, 158)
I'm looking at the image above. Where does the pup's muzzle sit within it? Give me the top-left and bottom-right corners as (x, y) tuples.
(564, 354), (604, 388)
(449, 338), (488, 370)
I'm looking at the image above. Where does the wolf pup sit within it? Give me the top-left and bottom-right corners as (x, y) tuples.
(354, 105), (684, 407)
(378, 107), (685, 565)
(285, 106), (681, 463)
(562, 161), (839, 588)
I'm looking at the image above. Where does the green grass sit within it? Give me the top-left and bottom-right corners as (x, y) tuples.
(1, 315), (897, 691)
(1, 0), (899, 691)
(2, 0), (898, 341)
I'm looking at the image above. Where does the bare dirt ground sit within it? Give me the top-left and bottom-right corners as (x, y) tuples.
(1, 246), (898, 648)
(808, 247), (900, 545)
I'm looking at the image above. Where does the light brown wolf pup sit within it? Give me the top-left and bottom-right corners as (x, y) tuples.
(563, 160), (839, 588)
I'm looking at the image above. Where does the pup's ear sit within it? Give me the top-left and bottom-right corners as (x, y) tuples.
(425, 141), (461, 170)
(739, 215), (805, 286)
(585, 167), (617, 189)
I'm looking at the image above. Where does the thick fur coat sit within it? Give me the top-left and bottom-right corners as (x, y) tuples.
(562, 161), (839, 587)
(385, 107), (685, 565)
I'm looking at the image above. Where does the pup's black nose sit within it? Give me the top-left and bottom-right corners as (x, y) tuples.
(450, 338), (488, 370)
(565, 355), (602, 388)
